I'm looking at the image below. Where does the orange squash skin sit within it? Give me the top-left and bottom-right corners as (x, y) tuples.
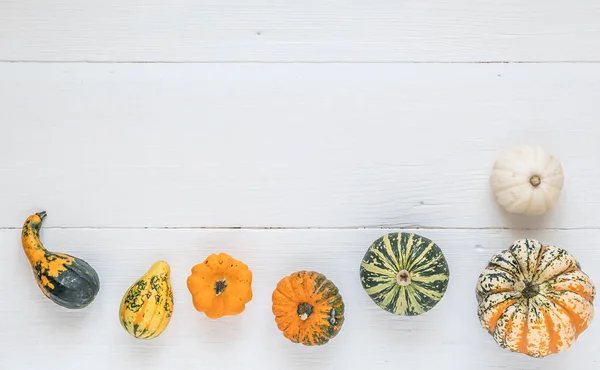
(187, 253), (252, 319)
(476, 239), (596, 357)
(272, 271), (345, 346)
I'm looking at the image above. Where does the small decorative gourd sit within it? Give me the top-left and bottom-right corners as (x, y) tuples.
(119, 261), (174, 339)
(490, 146), (564, 215)
(21, 211), (100, 309)
(476, 239), (595, 357)
(360, 232), (450, 316)
(272, 271), (345, 346)
(187, 252), (253, 319)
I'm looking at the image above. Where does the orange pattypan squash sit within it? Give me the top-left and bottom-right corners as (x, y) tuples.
(187, 252), (252, 319)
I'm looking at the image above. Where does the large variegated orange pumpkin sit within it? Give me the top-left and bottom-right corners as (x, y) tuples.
(476, 239), (595, 357)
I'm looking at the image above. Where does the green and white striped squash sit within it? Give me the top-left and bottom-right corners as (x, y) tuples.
(360, 232), (450, 316)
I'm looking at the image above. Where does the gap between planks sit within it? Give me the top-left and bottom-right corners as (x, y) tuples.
(0, 226), (599, 231)
(1, 60), (600, 65)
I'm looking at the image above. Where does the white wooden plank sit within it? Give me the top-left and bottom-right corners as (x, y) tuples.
(1, 1), (600, 62)
(1, 63), (600, 229)
(1, 228), (598, 369)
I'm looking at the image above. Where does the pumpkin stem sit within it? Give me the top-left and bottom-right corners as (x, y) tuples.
(517, 281), (539, 299)
(214, 279), (227, 296)
(297, 302), (313, 321)
(529, 175), (542, 187)
(396, 270), (411, 286)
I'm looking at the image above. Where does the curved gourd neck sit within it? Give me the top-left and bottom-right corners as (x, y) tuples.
(22, 211), (49, 263)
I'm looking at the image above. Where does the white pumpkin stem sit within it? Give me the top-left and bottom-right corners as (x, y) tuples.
(396, 270), (412, 286)
(529, 175), (542, 187)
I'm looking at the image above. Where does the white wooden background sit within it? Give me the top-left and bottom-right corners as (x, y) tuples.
(1, 2), (599, 370)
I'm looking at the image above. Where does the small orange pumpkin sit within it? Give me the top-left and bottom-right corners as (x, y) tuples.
(272, 271), (345, 346)
(186, 252), (252, 319)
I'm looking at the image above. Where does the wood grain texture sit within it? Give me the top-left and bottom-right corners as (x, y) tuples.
(1, 228), (598, 370)
(1, 1), (600, 62)
(1, 4), (599, 368)
(1, 63), (599, 228)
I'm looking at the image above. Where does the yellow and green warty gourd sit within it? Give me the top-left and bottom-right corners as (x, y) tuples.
(119, 261), (174, 340)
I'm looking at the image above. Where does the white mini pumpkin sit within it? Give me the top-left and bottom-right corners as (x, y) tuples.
(490, 146), (564, 215)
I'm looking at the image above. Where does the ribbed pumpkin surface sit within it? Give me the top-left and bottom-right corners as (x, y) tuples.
(476, 239), (596, 358)
(272, 271), (345, 346)
(360, 232), (450, 316)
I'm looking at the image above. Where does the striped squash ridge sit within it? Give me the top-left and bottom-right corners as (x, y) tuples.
(360, 233), (450, 316)
(476, 239), (596, 358)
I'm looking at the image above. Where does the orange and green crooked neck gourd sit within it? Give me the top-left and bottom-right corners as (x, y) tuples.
(476, 239), (596, 358)
(21, 211), (100, 309)
(119, 261), (174, 340)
